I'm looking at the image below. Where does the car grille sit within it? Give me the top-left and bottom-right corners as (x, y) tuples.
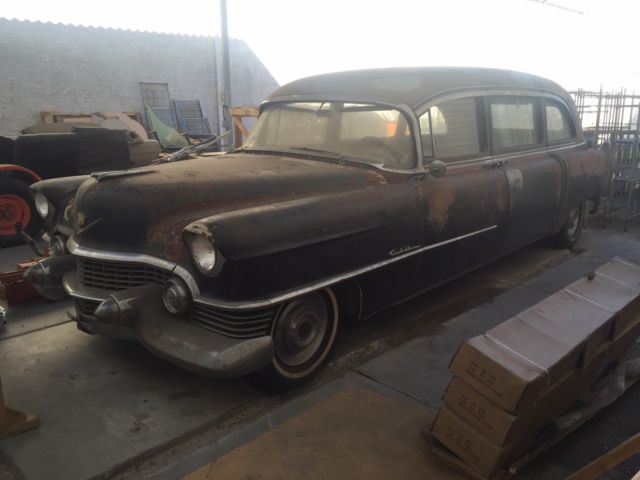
(78, 258), (171, 291)
(76, 258), (274, 340)
(190, 303), (275, 339)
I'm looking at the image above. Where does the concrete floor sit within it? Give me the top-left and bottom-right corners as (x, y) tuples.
(1, 221), (640, 479)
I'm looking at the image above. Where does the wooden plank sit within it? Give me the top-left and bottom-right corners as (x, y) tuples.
(230, 107), (259, 117)
(232, 116), (250, 138)
(0, 374), (39, 439)
(566, 432), (640, 480)
(40, 111), (54, 124)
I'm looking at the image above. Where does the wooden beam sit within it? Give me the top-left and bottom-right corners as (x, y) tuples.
(230, 107), (258, 117)
(567, 432), (640, 480)
(0, 374), (39, 439)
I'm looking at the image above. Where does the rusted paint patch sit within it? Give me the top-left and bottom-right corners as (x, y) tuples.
(506, 169), (523, 190)
(365, 171), (388, 185)
(426, 183), (455, 231)
(495, 179), (507, 212)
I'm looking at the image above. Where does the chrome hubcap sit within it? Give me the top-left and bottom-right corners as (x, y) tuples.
(567, 205), (581, 238)
(274, 294), (328, 367)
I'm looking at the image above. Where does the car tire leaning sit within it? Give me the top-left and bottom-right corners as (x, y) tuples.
(550, 201), (585, 249)
(0, 177), (43, 248)
(250, 288), (340, 392)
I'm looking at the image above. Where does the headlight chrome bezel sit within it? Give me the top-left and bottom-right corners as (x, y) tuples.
(187, 233), (218, 275)
(34, 192), (51, 219)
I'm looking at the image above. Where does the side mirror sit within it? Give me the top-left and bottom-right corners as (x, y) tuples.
(428, 160), (447, 178)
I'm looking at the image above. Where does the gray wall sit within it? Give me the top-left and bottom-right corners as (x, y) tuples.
(0, 19), (278, 137)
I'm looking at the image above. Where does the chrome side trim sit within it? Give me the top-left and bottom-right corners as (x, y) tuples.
(67, 237), (202, 296)
(67, 224), (497, 310)
(440, 141), (586, 171)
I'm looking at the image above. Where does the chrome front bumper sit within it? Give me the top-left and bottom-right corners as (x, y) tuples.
(57, 267), (275, 378)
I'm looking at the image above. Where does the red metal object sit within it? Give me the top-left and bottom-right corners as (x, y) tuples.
(0, 164), (41, 182)
(0, 194), (31, 236)
(0, 259), (45, 306)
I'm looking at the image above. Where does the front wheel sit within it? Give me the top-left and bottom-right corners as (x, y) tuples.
(0, 177), (43, 248)
(250, 289), (339, 392)
(550, 202), (585, 249)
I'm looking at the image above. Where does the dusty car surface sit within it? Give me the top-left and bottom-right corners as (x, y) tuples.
(27, 67), (611, 389)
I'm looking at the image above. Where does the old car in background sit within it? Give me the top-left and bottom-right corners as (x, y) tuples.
(26, 67), (611, 389)
(0, 118), (159, 247)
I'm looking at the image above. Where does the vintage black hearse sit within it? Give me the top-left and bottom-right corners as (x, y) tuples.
(27, 68), (611, 388)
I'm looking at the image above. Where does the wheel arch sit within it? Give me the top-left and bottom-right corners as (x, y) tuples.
(0, 164), (42, 185)
(331, 279), (363, 320)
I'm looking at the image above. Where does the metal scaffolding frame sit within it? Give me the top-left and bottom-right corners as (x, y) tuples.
(571, 89), (640, 229)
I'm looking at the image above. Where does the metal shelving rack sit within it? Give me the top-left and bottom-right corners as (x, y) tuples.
(571, 89), (640, 231)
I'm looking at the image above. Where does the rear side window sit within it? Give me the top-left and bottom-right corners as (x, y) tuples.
(420, 97), (487, 161)
(490, 96), (541, 151)
(545, 101), (574, 143)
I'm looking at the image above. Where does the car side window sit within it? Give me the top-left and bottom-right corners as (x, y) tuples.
(545, 101), (574, 143)
(418, 112), (434, 158)
(419, 97), (487, 161)
(489, 96), (542, 152)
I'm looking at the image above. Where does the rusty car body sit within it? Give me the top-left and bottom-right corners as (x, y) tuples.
(26, 68), (611, 388)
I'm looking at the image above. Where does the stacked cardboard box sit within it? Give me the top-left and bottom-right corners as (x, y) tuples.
(432, 257), (640, 477)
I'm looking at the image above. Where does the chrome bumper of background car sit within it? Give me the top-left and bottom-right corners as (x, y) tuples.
(62, 271), (274, 377)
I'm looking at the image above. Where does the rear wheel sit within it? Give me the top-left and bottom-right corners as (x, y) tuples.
(550, 202), (585, 249)
(250, 289), (339, 392)
(0, 177), (42, 248)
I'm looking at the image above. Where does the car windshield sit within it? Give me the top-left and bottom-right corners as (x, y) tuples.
(242, 102), (416, 169)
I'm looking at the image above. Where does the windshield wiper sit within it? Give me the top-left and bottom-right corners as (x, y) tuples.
(152, 131), (232, 164)
(289, 146), (344, 160)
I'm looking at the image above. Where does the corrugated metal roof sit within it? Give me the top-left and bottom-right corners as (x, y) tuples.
(0, 17), (219, 39)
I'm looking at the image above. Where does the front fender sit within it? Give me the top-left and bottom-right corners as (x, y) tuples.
(30, 175), (91, 208)
(184, 184), (423, 302)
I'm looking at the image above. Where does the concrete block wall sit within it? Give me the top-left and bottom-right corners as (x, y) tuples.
(0, 18), (278, 137)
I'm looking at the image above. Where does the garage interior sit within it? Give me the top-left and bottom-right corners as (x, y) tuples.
(2, 1), (640, 480)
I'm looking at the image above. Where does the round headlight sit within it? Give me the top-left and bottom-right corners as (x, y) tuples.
(34, 192), (50, 218)
(162, 277), (192, 314)
(190, 235), (217, 274)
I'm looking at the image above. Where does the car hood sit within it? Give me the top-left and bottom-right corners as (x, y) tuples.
(72, 153), (389, 261)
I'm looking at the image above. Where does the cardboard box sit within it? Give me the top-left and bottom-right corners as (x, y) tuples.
(449, 335), (547, 413)
(517, 290), (613, 366)
(449, 258), (640, 413)
(596, 257), (640, 337)
(609, 318), (640, 362)
(443, 346), (609, 446)
(432, 406), (518, 476)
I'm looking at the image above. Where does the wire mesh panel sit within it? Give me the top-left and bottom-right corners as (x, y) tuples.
(140, 83), (179, 131)
(570, 89), (640, 169)
(174, 100), (212, 136)
(572, 89), (640, 228)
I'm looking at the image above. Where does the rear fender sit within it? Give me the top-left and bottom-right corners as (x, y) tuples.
(0, 164), (41, 185)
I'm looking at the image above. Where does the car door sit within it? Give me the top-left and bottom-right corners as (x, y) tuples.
(488, 95), (566, 250)
(416, 96), (510, 289)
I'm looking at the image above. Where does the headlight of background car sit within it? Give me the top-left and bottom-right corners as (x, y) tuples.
(34, 192), (51, 219)
(188, 234), (217, 274)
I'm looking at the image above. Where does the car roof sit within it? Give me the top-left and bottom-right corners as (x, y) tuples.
(267, 67), (573, 111)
